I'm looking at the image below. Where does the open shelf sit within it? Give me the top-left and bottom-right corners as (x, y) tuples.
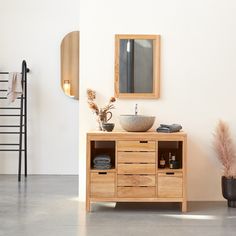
(90, 141), (116, 170)
(157, 141), (183, 170)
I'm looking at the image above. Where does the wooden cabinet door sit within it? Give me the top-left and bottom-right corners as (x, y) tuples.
(90, 172), (115, 198)
(157, 172), (183, 198)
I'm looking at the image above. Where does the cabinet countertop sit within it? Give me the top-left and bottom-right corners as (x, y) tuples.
(87, 130), (187, 139)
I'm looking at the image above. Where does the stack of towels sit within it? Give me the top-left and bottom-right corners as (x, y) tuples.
(156, 124), (182, 133)
(93, 154), (111, 170)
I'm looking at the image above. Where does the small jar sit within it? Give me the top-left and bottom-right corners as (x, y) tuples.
(159, 155), (166, 169)
(171, 155), (179, 169)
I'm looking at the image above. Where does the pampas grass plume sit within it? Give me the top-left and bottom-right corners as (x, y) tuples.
(214, 120), (236, 178)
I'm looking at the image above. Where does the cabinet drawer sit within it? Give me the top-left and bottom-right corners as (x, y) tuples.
(90, 172), (115, 198)
(117, 141), (156, 152)
(118, 164), (155, 174)
(117, 186), (156, 198)
(118, 152), (156, 163)
(118, 175), (156, 186)
(157, 172), (183, 198)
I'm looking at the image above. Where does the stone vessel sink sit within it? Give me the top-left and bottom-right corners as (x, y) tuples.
(119, 115), (155, 132)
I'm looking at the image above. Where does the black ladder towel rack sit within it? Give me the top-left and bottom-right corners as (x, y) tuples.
(0, 60), (30, 181)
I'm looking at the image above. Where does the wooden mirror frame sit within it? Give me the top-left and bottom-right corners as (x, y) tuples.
(114, 34), (160, 99)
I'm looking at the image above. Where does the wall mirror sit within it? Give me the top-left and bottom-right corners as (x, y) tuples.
(61, 31), (79, 99)
(115, 34), (160, 99)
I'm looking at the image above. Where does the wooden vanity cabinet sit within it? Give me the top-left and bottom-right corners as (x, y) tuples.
(86, 131), (187, 212)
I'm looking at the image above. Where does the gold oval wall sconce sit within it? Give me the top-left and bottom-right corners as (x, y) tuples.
(61, 31), (79, 99)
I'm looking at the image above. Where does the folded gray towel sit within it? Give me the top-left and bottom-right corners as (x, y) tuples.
(156, 124), (182, 133)
(93, 155), (111, 165)
(94, 164), (112, 170)
(94, 160), (110, 165)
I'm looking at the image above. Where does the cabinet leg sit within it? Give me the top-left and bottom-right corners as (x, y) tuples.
(181, 201), (187, 212)
(86, 199), (91, 212)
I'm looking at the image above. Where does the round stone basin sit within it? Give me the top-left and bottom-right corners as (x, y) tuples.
(119, 115), (155, 132)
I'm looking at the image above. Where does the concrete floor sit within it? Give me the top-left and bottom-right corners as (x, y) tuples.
(0, 175), (236, 236)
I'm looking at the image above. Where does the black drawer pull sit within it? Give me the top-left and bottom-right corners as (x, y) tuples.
(166, 172), (175, 175)
(98, 172), (107, 175)
(140, 141), (148, 143)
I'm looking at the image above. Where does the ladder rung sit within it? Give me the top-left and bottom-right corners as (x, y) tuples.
(0, 71), (29, 75)
(0, 115), (25, 117)
(0, 143), (19, 145)
(0, 107), (21, 110)
(0, 125), (21, 127)
(0, 97), (25, 99)
(0, 149), (25, 151)
(0, 132), (25, 134)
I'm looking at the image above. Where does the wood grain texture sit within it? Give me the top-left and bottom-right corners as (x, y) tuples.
(158, 172), (183, 177)
(90, 169), (116, 173)
(117, 175), (156, 186)
(157, 174), (183, 198)
(118, 152), (156, 163)
(182, 136), (187, 212)
(90, 172), (115, 198)
(90, 198), (183, 202)
(117, 140), (156, 152)
(117, 186), (156, 198)
(87, 131), (187, 141)
(86, 134), (91, 212)
(157, 169), (183, 173)
(118, 164), (156, 174)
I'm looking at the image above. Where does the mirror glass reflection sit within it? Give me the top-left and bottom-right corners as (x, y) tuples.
(119, 39), (153, 93)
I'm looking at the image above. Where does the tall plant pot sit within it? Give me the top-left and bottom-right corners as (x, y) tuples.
(222, 176), (236, 208)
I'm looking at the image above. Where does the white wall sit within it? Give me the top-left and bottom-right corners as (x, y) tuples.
(0, 0), (79, 174)
(79, 0), (236, 200)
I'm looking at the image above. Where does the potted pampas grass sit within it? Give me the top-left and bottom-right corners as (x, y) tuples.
(213, 120), (236, 207)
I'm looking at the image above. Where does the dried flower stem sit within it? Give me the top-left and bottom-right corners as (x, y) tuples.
(86, 88), (116, 125)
